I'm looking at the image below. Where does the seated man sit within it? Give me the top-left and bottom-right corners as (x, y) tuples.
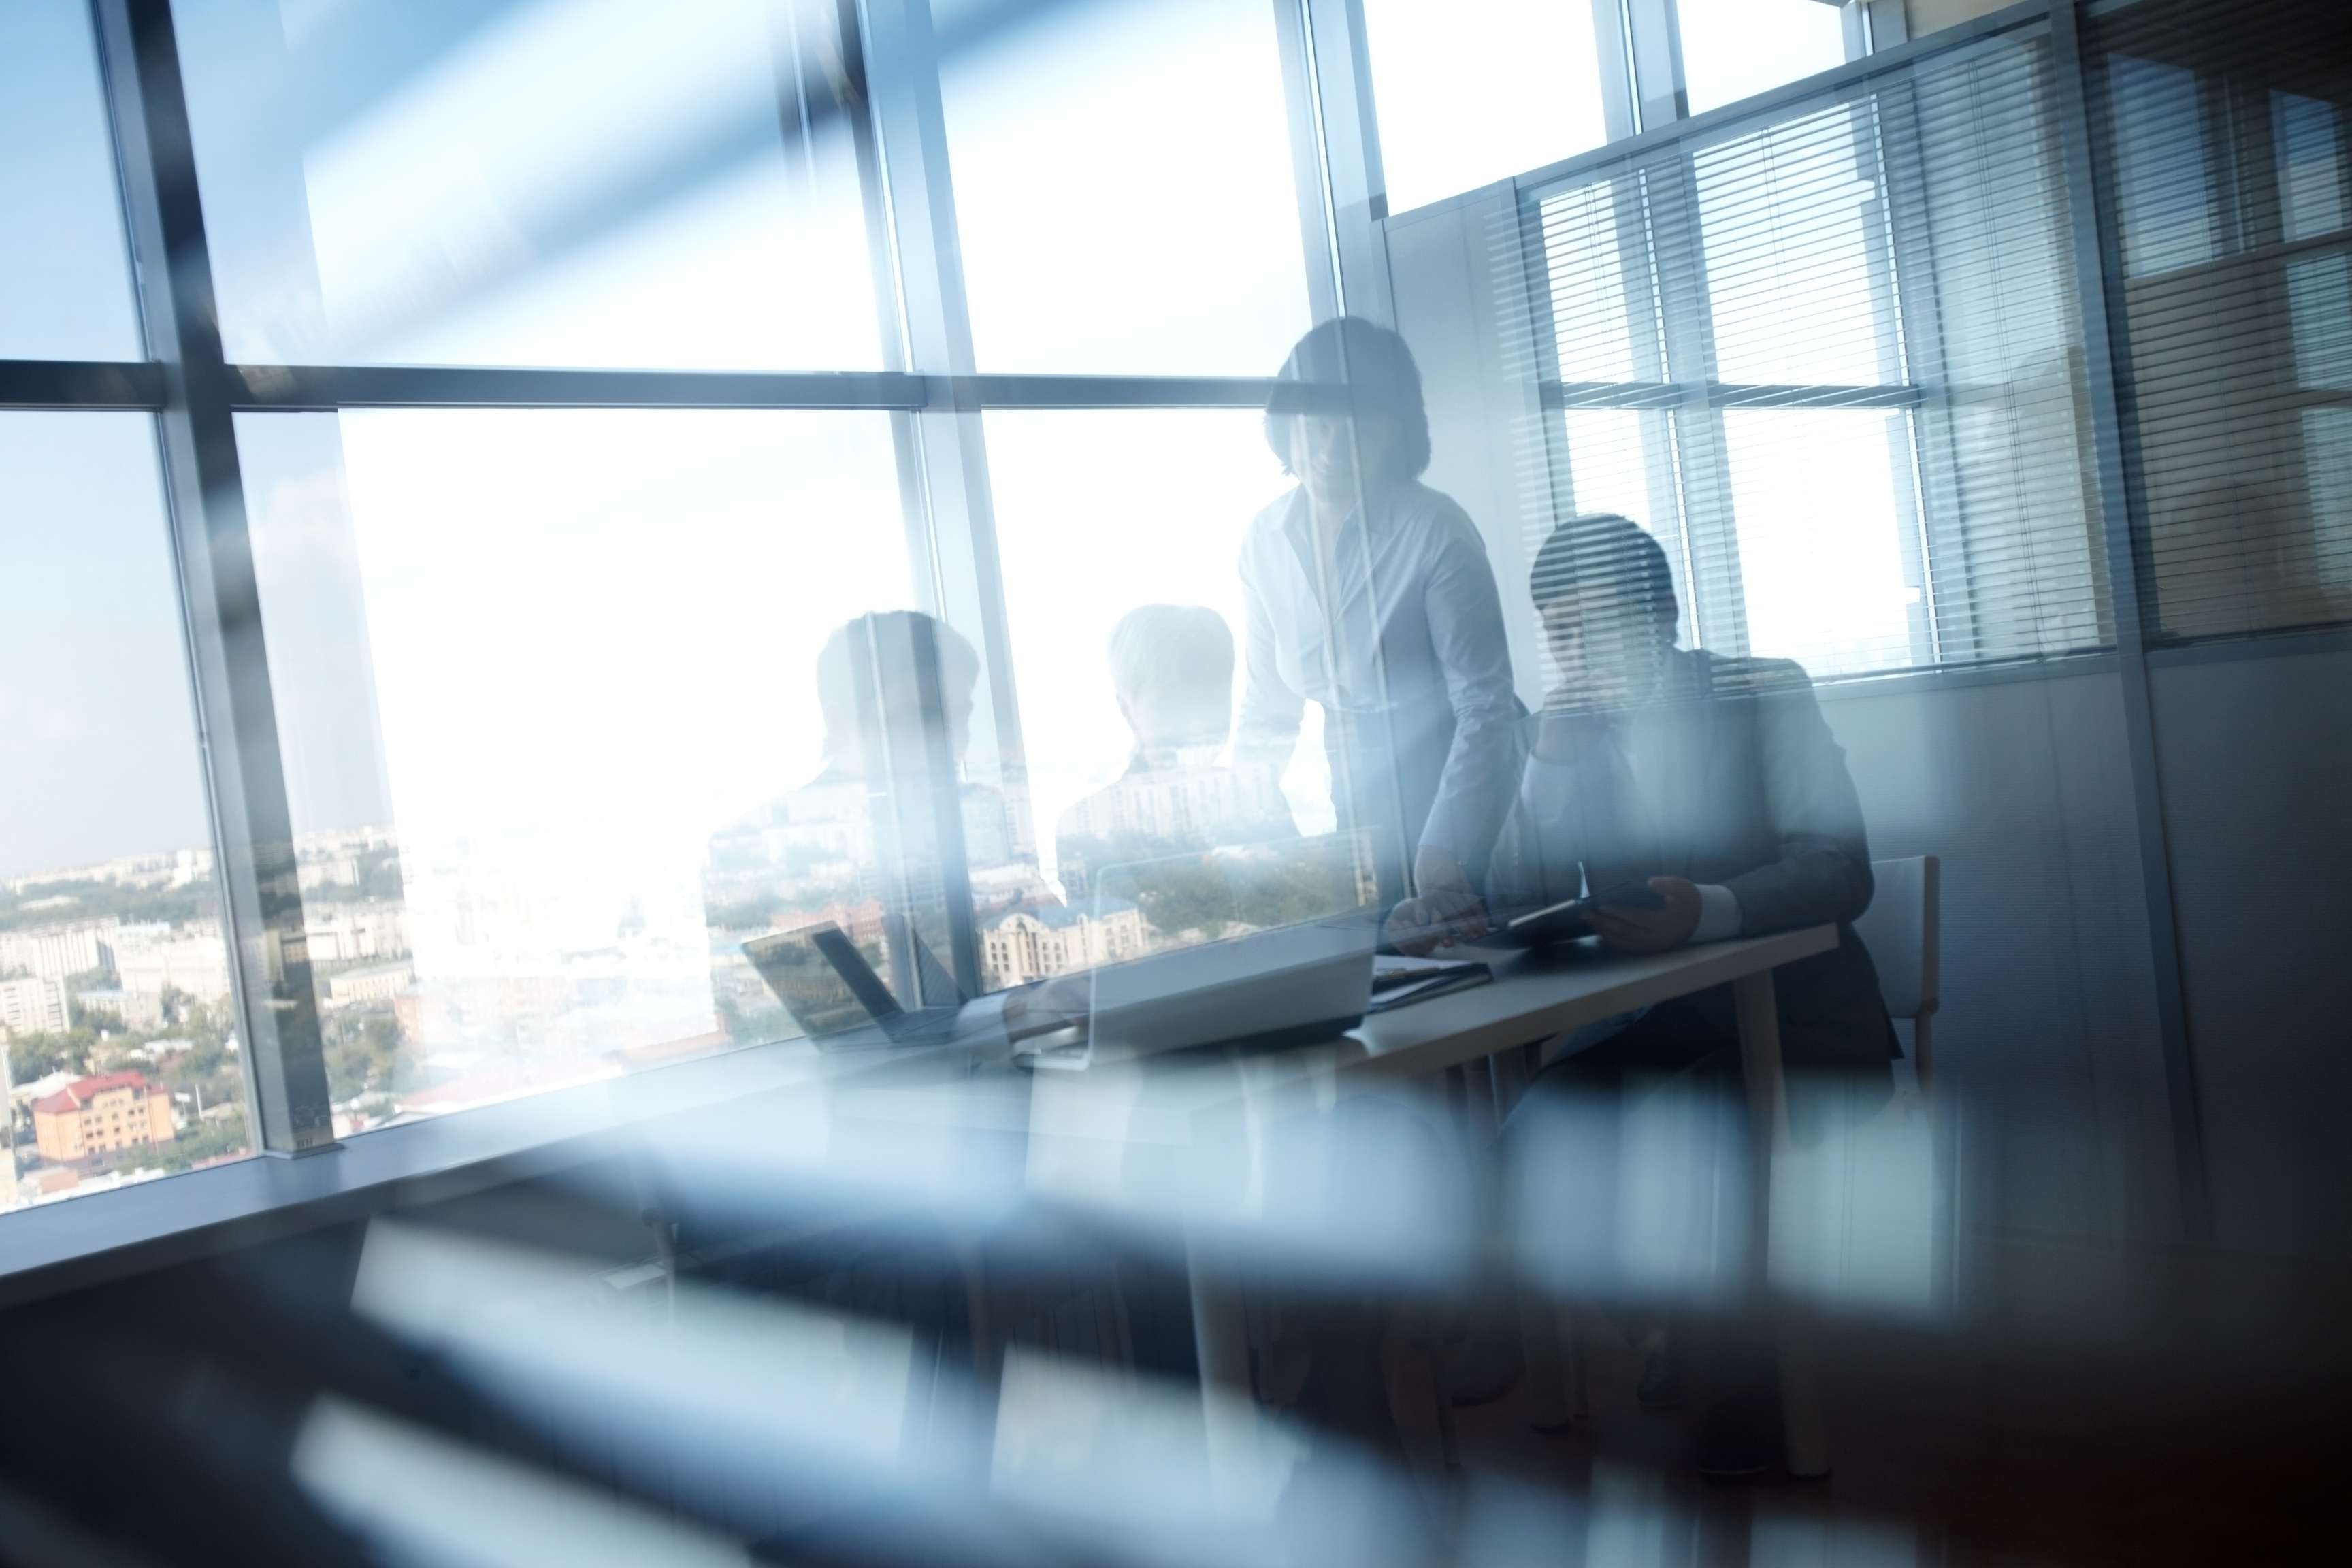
(1054, 604), (1295, 906)
(1494, 512), (1896, 1474)
(704, 610), (1044, 1042)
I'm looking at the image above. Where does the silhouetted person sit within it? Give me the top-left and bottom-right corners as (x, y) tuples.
(1237, 318), (1517, 951)
(1054, 604), (1294, 905)
(1494, 512), (1897, 1476)
(704, 611), (1036, 1036)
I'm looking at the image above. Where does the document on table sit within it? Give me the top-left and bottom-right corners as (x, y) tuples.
(1367, 953), (1493, 1012)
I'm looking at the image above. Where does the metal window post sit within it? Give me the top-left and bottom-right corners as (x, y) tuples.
(2048, 0), (2209, 1242)
(91, 0), (335, 1156)
(1299, 0), (1394, 324)
(857, 0), (1021, 996)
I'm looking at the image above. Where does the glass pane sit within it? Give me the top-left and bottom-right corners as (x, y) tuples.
(1539, 178), (1658, 385)
(2106, 55), (2215, 277)
(936, 0), (1311, 373)
(1721, 408), (1918, 676)
(2, 415), (254, 1209)
(985, 408), (1337, 931)
(240, 410), (953, 1118)
(1561, 409), (1660, 538)
(2274, 93), (2348, 244)
(173, 0), (881, 369)
(1555, 407), (1705, 673)
(1697, 101), (1893, 387)
(1676, 0), (1848, 119)
(2289, 250), (2352, 391)
(0, 0), (142, 359)
(1362, 0), (1611, 214)
(2302, 408), (2352, 600)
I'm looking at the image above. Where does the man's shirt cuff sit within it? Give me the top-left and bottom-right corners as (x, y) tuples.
(1693, 883), (1742, 943)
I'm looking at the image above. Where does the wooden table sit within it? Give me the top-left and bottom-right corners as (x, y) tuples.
(1188, 924), (1843, 1480)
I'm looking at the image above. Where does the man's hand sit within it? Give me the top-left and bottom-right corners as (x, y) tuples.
(1586, 876), (1701, 954)
(1384, 853), (1492, 956)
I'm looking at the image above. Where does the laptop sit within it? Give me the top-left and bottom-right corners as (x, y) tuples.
(741, 920), (966, 1051)
(1077, 834), (1380, 1064)
(748, 833), (1379, 1063)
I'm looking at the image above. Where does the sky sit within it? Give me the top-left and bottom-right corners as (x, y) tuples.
(6, 0), (1904, 886)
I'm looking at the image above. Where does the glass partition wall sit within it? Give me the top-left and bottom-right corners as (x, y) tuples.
(7, 0), (2341, 1226)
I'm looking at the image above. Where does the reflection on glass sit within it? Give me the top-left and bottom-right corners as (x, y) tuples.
(2289, 250), (2352, 390)
(242, 410), (924, 1113)
(709, 608), (1048, 1021)
(1362, 0), (1610, 214)
(984, 408), (1328, 910)
(1722, 408), (1918, 676)
(174, 0), (881, 368)
(1675, 0), (1848, 119)
(2275, 92), (2349, 243)
(2107, 54), (2215, 277)
(2302, 408), (2352, 598)
(0, 0), (141, 359)
(1051, 606), (1298, 914)
(1, 416), (255, 1206)
(936, 0), (1311, 372)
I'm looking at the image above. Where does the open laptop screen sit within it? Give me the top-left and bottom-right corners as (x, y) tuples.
(742, 922), (901, 1041)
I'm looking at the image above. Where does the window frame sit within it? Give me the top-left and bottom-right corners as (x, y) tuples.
(1, 0), (1345, 1182)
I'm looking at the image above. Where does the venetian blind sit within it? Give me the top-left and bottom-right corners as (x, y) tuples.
(1522, 18), (2112, 681)
(2091, 0), (2352, 641)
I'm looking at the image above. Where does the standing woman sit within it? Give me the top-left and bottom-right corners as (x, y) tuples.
(1237, 317), (1518, 949)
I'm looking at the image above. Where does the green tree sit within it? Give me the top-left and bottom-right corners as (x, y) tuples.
(8, 1028), (95, 1085)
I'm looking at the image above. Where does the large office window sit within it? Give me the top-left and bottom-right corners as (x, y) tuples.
(1360, 0), (1614, 214)
(985, 408), (1333, 906)
(1675, 0), (1850, 118)
(936, 0), (1311, 373)
(172, 0), (883, 369)
(240, 410), (923, 1116)
(1, 416), (256, 1209)
(0, 0), (142, 360)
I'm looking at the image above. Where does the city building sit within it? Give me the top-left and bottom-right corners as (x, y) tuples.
(0, 919), (117, 981)
(297, 855), (362, 893)
(325, 960), (417, 1007)
(111, 925), (234, 1004)
(980, 899), (1147, 988)
(71, 987), (169, 1031)
(0, 975), (69, 1039)
(31, 1071), (178, 1163)
(304, 902), (410, 964)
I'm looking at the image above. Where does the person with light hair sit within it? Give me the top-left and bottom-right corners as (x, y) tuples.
(704, 610), (1038, 1037)
(1054, 604), (1295, 902)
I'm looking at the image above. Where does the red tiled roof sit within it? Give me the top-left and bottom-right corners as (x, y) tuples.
(31, 1069), (152, 1117)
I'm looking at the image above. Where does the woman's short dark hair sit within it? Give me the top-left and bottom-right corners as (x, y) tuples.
(1529, 513), (1680, 631)
(1262, 317), (1433, 480)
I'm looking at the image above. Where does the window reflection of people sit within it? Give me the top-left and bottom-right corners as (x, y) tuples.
(1236, 318), (1518, 952)
(702, 610), (1034, 1041)
(1053, 604), (1294, 904)
(1494, 513), (1897, 1475)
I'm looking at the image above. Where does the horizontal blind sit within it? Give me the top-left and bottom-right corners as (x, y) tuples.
(2091, 0), (2352, 641)
(1522, 19), (2112, 682)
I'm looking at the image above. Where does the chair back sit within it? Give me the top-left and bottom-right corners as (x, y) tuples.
(1857, 855), (1940, 1023)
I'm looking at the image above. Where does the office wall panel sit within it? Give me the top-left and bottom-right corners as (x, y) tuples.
(1822, 669), (2180, 1252)
(2149, 640), (2352, 1260)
